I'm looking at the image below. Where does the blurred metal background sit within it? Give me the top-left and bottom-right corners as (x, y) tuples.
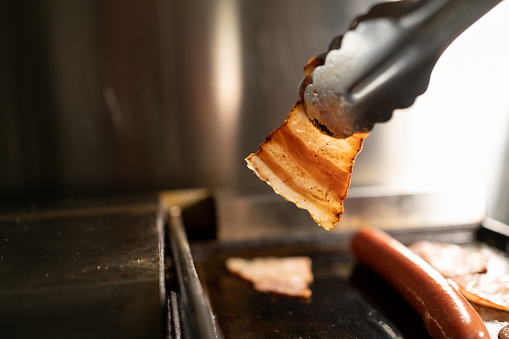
(0, 0), (380, 198)
(1, 0), (509, 222)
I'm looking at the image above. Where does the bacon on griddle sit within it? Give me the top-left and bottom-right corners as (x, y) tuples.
(410, 241), (509, 314)
(409, 241), (490, 277)
(225, 256), (313, 298)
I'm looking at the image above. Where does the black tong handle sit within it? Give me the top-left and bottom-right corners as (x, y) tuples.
(303, 0), (502, 138)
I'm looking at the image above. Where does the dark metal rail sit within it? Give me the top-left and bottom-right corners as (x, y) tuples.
(167, 206), (223, 339)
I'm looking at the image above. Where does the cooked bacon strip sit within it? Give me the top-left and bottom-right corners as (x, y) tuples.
(225, 256), (313, 298)
(246, 102), (368, 230)
(410, 241), (509, 314)
(452, 274), (509, 313)
(409, 241), (490, 277)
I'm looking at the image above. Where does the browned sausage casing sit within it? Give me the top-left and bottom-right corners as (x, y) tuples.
(351, 227), (488, 339)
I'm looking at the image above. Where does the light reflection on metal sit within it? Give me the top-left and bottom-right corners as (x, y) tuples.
(212, 0), (243, 183)
(384, 1), (509, 203)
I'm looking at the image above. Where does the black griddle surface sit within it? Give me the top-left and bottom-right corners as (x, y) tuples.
(0, 195), (164, 339)
(192, 236), (434, 339)
(190, 222), (509, 339)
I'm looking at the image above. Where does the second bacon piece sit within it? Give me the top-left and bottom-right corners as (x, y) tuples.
(351, 227), (488, 339)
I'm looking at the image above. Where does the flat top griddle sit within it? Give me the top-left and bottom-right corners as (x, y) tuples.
(195, 247), (428, 338)
(2, 191), (509, 338)
(0, 193), (165, 339)
(186, 222), (509, 339)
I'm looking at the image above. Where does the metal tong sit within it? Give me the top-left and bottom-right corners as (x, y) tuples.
(302, 0), (502, 138)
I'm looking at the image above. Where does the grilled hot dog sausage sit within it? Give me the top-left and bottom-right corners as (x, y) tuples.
(351, 227), (488, 339)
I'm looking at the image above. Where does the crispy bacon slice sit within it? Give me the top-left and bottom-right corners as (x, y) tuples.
(410, 241), (509, 314)
(225, 256), (313, 298)
(246, 102), (368, 230)
(409, 241), (490, 277)
(451, 274), (509, 313)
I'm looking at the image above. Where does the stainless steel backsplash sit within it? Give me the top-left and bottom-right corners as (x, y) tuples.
(0, 0), (380, 198)
(2, 0), (509, 228)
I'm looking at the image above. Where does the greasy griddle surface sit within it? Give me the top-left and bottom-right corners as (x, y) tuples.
(193, 240), (432, 338)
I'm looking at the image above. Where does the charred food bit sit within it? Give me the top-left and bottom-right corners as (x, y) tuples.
(225, 256), (313, 299)
(499, 325), (509, 339)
